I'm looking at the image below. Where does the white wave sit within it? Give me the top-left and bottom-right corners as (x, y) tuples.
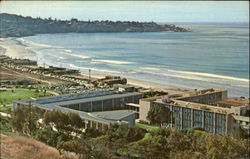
(167, 69), (249, 82)
(140, 70), (249, 88)
(141, 70), (209, 82)
(17, 38), (25, 42)
(69, 64), (121, 74)
(140, 67), (160, 71)
(17, 38), (62, 49)
(69, 54), (90, 59)
(92, 59), (133, 65)
(64, 49), (72, 53)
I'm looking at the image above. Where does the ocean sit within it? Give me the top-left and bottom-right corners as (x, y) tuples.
(16, 23), (249, 97)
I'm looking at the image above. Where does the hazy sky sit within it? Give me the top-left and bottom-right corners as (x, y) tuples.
(0, 1), (249, 22)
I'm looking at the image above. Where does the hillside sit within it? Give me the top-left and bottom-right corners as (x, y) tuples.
(0, 134), (62, 159)
(0, 13), (190, 38)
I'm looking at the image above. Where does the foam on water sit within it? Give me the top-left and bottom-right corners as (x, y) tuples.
(140, 67), (161, 71)
(91, 59), (133, 65)
(68, 54), (90, 59)
(69, 64), (121, 74)
(16, 38), (62, 49)
(167, 69), (249, 82)
(64, 49), (72, 53)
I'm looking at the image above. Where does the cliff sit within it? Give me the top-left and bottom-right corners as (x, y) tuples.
(0, 13), (190, 38)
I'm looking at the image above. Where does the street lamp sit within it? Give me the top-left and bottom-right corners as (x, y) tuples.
(29, 97), (36, 136)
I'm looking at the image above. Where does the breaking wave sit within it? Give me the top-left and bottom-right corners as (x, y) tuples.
(68, 54), (90, 59)
(91, 59), (133, 65)
(17, 38), (62, 49)
(167, 69), (249, 82)
(69, 64), (121, 74)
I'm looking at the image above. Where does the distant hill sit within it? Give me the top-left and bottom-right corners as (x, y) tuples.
(0, 13), (190, 38)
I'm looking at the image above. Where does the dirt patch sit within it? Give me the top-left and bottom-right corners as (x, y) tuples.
(0, 65), (72, 85)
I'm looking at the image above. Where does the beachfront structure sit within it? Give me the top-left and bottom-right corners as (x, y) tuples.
(14, 89), (142, 129)
(139, 88), (249, 135)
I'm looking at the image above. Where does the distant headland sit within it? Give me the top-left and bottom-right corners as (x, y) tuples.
(0, 13), (191, 38)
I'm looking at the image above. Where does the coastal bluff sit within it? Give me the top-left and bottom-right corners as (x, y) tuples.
(0, 13), (190, 38)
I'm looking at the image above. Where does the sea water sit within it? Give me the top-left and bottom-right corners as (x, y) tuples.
(17, 23), (249, 97)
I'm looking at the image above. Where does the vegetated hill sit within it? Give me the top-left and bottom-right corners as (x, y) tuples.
(0, 13), (190, 38)
(0, 134), (62, 159)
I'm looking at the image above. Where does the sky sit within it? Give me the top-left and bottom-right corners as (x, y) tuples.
(0, 1), (249, 23)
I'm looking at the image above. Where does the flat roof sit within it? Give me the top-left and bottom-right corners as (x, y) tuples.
(32, 103), (121, 124)
(16, 91), (142, 124)
(25, 90), (141, 104)
(175, 88), (227, 100)
(217, 98), (249, 106)
(155, 99), (232, 114)
(91, 110), (136, 120)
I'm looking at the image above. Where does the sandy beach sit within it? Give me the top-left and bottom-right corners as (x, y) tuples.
(86, 73), (188, 94)
(0, 38), (36, 58)
(0, 38), (189, 94)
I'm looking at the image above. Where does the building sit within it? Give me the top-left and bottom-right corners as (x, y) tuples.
(139, 88), (249, 135)
(91, 110), (136, 126)
(125, 103), (140, 118)
(175, 88), (228, 105)
(11, 59), (37, 65)
(14, 89), (142, 129)
(217, 97), (249, 108)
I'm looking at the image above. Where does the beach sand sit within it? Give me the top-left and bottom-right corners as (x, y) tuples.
(90, 74), (188, 94)
(0, 38), (35, 58)
(126, 78), (189, 94)
(0, 38), (189, 94)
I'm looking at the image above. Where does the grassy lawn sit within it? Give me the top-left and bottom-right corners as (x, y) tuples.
(0, 88), (53, 111)
(136, 123), (159, 131)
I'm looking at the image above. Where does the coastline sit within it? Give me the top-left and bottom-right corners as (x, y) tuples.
(0, 38), (36, 58)
(0, 37), (188, 94)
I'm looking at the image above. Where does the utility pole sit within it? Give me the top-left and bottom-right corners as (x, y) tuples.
(29, 99), (32, 136)
(29, 97), (36, 136)
(88, 69), (91, 84)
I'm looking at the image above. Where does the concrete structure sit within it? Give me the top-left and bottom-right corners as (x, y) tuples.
(91, 110), (137, 126)
(125, 103), (140, 118)
(139, 88), (249, 135)
(217, 97), (249, 108)
(14, 89), (142, 129)
(176, 88), (228, 105)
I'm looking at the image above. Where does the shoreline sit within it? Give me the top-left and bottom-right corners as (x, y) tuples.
(0, 38), (36, 59)
(1, 37), (248, 97)
(0, 37), (188, 94)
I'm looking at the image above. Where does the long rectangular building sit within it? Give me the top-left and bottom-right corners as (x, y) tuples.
(14, 89), (142, 129)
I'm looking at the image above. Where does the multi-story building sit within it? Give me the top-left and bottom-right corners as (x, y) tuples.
(14, 88), (142, 129)
(139, 88), (249, 135)
(154, 99), (233, 134)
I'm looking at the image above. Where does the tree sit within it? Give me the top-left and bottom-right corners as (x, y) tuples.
(58, 138), (116, 159)
(126, 138), (166, 158)
(147, 103), (171, 126)
(11, 105), (44, 135)
(202, 133), (249, 159)
(43, 110), (84, 138)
